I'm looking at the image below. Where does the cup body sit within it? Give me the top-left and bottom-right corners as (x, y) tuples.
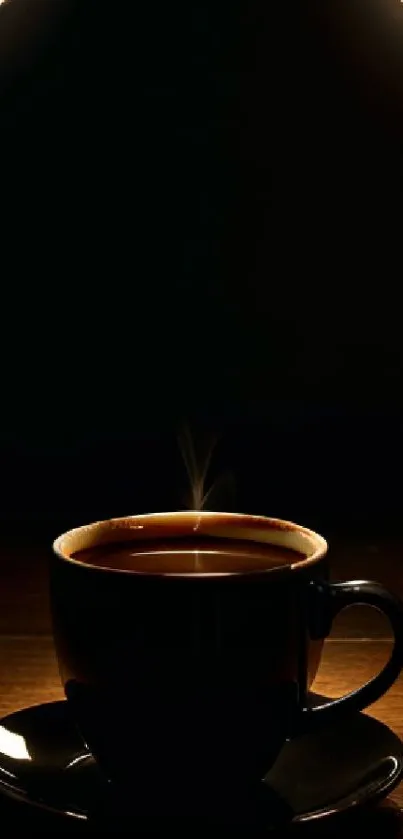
(51, 512), (328, 812)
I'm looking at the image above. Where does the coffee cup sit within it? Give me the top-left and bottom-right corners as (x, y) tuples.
(51, 512), (403, 823)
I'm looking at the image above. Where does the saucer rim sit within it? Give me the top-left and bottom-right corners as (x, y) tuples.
(0, 697), (402, 827)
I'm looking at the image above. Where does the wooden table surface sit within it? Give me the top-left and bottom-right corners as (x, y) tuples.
(0, 534), (403, 835)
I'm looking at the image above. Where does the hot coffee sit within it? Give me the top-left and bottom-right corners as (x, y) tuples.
(72, 538), (305, 574)
(53, 511), (403, 827)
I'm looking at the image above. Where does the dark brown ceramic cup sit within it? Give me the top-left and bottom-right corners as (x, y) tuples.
(51, 512), (403, 823)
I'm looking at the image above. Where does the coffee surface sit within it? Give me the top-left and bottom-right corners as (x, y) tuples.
(71, 538), (305, 574)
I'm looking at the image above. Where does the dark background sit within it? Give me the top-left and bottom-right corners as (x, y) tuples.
(1, 0), (403, 544)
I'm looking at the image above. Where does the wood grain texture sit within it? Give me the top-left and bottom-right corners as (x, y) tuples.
(0, 635), (63, 715)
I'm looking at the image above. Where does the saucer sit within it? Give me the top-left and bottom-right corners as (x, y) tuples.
(0, 697), (402, 830)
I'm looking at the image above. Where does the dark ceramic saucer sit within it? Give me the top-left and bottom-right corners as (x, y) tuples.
(0, 697), (402, 831)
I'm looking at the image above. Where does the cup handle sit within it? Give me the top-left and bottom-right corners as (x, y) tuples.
(303, 580), (403, 724)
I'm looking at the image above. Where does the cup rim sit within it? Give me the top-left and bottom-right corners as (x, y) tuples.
(53, 511), (328, 578)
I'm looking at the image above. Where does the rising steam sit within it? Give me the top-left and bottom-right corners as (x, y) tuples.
(178, 424), (235, 511)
